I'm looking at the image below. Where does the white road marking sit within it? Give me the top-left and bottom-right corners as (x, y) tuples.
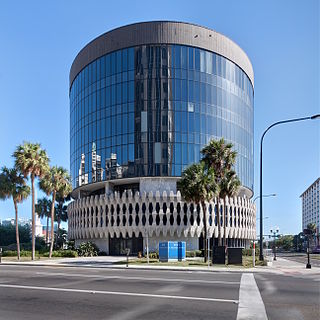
(236, 273), (268, 320)
(36, 271), (240, 285)
(0, 284), (238, 304)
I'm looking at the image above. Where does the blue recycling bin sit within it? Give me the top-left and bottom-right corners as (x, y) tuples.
(159, 241), (186, 262)
(178, 241), (186, 261)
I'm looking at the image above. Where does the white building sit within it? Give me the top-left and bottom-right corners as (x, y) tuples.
(301, 177), (320, 234)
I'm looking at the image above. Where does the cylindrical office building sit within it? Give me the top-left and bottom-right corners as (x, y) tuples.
(68, 21), (256, 254)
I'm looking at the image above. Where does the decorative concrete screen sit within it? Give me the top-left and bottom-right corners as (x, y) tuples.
(68, 190), (256, 253)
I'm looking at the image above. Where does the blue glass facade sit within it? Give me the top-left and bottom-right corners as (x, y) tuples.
(70, 45), (254, 191)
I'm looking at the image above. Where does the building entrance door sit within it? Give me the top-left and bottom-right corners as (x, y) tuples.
(109, 233), (143, 255)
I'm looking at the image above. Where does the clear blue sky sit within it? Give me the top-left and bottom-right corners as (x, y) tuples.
(0, 0), (319, 235)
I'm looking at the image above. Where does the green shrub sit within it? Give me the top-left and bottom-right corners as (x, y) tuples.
(242, 248), (260, 256)
(146, 252), (158, 259)
(20, 250), (41, 257)
(77, 241), (99, 257)
(43, 250), (78, 258)
(66, 240), (75, 250)
(3, 250), (41, 257)
(195, 250), (202, 257)
(186, 250), (196, 257)
(186, 250), (203, 258)
(2, 250), (17, 257)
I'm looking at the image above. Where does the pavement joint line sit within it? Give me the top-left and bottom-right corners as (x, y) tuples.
(236, 273), (268, 320)
(2, 262), (319, 276)
(35, 271), (240, 285)
(0, 283), (239, 304)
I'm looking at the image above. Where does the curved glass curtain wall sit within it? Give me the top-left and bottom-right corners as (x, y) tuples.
(70, 45), (254, 191)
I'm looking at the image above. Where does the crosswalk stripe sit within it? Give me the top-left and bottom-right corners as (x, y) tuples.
(237, 273), (268, 320)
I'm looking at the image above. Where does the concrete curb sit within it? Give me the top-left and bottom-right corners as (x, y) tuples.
(1, 257), (319, 275)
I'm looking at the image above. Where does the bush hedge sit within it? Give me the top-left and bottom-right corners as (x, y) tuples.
(42, 250), (78, 258)
(146, 252), (159, 259)
(186, 250), (202, 258)
(2, 250), (41, 257)
(242, 248), (260, 256)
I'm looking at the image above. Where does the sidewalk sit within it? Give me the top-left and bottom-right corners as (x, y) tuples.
(1, 256), (319, 275)
(265, 256), (320, 275)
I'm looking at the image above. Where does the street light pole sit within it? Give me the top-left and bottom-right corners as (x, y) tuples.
(306, 235), (311, 269)
(270, 228), (279, 261)
(259, 114), (320, 261)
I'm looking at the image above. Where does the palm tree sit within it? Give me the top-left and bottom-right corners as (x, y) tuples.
(35, 197), (51, 244)
(201, 138), (240, 247)
(55, 193), (70, 231)
(307, 223), (316, 233)
(307, 223), (317, 247)
(13, 142), (49, 260)
(201, 138), (237, 182)
(177, 162), (218, 262)
(220, 170), (240, 249)
(39, 166), (71, 258)
(0, 167), (30, 260)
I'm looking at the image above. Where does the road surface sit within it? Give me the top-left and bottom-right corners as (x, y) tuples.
(0, 264), (318, 319)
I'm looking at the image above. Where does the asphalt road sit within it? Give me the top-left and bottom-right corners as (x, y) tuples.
(0, 265), (319, 320)
(277, 253), (320, 267)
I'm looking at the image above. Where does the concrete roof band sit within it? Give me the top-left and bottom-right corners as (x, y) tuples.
(69, 21), (254, 89)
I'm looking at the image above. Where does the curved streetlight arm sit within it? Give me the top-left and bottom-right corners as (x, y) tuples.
(260, 116), (312, 144)
(259, 114), (320, 261)
(253, 194), (276, 202)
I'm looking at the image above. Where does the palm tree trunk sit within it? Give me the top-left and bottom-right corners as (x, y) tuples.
(217, 198), (222, 246)
(201, 201), (208, 263)
(49, 191), (56, 258)
(14, 200), (20, 261)
(46, 216), (49, 244)
(223, 199), (228, 265)
(31, 175), (35, 261)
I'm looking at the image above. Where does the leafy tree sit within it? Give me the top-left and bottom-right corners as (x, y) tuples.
(0, 224), (31, 247)
(0, 167), (30, 260)
(293, 232), (304, 252)
(13, 142), (49, 260)
(35, 197), (51, 244)
(201, 138), (240, 247)
(276, 235), (294, 251)
(177, 162), (218, 262)
(39, 166), (71, 258)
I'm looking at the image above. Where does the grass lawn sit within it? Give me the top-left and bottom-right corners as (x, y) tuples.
(115, 255), (266, 268)
(0, 256), (62, 262)
(1, 256), (42, 262)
